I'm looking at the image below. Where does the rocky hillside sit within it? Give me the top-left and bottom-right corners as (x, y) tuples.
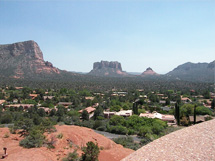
(88, 61), (129, 77)
(141, 67), (159, 76)
(0, 125), (133, 161)
(167, 61), (215, 82)
(0, 40), (60, 79)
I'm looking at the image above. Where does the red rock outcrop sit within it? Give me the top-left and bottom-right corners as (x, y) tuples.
(89, 61), (129, 77)
(0, 125), (133, 161)
(141, 67), (159, 76)
(0, 40), (60, 78)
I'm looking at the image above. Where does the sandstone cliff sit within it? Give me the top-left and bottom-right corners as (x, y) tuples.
(0, 40), (60, 78)
(88, 61), (128, 77)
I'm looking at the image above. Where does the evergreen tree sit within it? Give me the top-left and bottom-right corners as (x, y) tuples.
(81, 141), (100, 161)
(132, 103), (138, 115)
(175, 103), (180, 126)
(194, 104), (197, 124)
(82, 110), (89, 121)
(211, 99), (215, 110)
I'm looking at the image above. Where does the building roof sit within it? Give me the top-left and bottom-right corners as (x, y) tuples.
(85, 97), (95, 100)
(139, 112), (162, 119)
(115, 110), (132, 116)
(122, 119), (215, 161)
(5, 104), (34, 108)
(58, 102), (73, 106)
(0, 100), (6, 104)
(79, 106), (96, 114)
(161, 114), (175, 121)
(29, 94), (38, 98)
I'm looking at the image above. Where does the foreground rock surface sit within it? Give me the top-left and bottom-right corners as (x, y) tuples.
(0, 125), (133, 161)
(122, 119), (215, 161)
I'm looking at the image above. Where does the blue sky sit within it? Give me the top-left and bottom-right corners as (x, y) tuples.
(0, 0), (214, 74)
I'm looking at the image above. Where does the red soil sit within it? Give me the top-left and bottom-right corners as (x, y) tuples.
(0, 125), (133, 161)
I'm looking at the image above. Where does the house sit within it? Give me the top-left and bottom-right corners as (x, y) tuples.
(0, 100), (6, 105)
(5, 104), (34, 109)
(161, 115), (176, 125)
(140, 111), (176, 125)
(161, 106), (172, 111)
(13, 99), (18, 103)
(104, 111), (116, 119)
(29, 94), (38, 99)
(181, 96), (192, 103)
(104, 110), (133, 118)
(79, 106), (96, 118)
(159, 100), (166, 104)
(85, 97), (94, 100)
(58, 102), (73, 107)
(43, 96), (55, 100)
(170, 101), (176, 104)
(112, 92), (128, 97)
(139, 111), (163, 119)
(116, 110), (133, 117)
(15, 87), (23, 90)
(39, 107), (57, 113)
(156, 94), (164, 97)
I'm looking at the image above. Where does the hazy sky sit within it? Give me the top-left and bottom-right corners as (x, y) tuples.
(0, 0), (214, 74)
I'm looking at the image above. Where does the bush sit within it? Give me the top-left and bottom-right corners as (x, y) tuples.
(113, 136), (141, 150)
(138, 126), (152, 137)
(3, 133), (9, 138)
(56, 133), (63, 139)
(109, 125), (128, 135)
(20, 129), (45, 148)
(63, 150), (80, 161)
(196, 106), (212, 115)
(81, 141), (100, 161)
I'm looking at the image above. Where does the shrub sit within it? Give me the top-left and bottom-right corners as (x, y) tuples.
(109, 125), (128, 135)
(19, 129), (45, 148)
(63, 150), (80, 161)
(3, 133), (9, 138)
(56, 133), (63, 139)
(81, 141), (100, 161)
(113, 136), (141, 150)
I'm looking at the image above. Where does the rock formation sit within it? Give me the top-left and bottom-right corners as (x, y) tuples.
(0, 40), (60, 78)
(141, 67), (158, 76)
(166, 61), (215, 82)
(88, 61), (128, 77)
(0, 125), (133, 161)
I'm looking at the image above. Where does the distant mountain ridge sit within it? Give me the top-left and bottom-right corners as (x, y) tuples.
(88, 61), (129, 77)
(0, 40), (214, 83)
(167, 61), (215, 82)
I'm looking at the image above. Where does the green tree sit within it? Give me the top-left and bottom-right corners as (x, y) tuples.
(19, 128), (45, 148)
(63, 150), (80, 161)
(211, 99), (215, 110)
(175, 103), (180, 126)
(110, 105), (121, 112)
(81, 141), (100, 161)
(93, 106), (104, 120)
(132, 103), (138, 115)
(82, 110), (89, 121)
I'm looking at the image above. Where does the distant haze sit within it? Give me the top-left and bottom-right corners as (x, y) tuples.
(0, 1), (214, 74)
